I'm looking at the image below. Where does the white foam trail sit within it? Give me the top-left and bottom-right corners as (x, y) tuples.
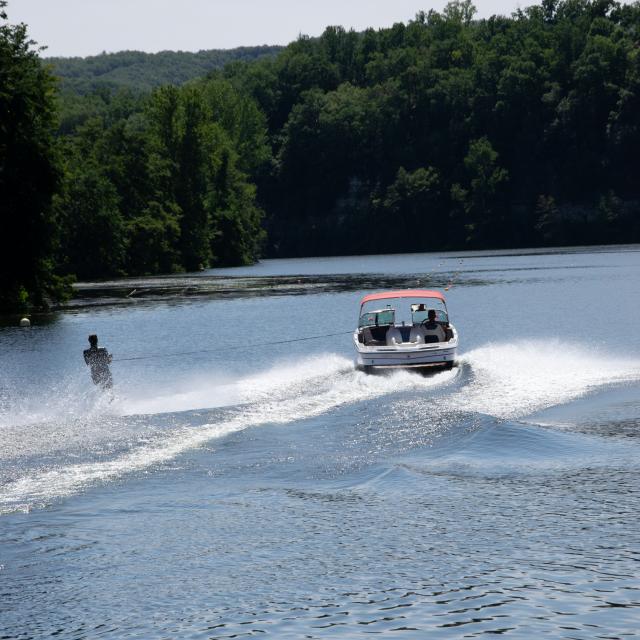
(5, 341), (639, 514)
(112, 354), (359, 415)
(115, 373), (241, 416)
(0, 355), (357, 425)
(456, 340), (640, 419)
(0, 355), (457, 514)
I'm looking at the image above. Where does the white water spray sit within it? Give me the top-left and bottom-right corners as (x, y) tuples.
(0, 354), (456, 514)
(457, 340), (640, 419)
(2, 341), (640, 515)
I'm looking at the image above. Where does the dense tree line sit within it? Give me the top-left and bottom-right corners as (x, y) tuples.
(1, 3), (268, 310)
(48, 46), (283, 94)
(3, 0), (640, 311)
(0, 1), (67, 310)
(220, 0), (640, 256)
(51, 81), (268, 282)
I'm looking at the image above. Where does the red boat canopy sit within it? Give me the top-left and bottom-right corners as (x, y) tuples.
(360, 289), (446, 306)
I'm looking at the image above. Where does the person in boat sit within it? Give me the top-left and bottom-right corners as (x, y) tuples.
(83, 334), (113, 389)
(423, 309), (447, 342)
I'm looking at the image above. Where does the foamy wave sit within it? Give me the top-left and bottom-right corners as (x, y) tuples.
(5, 341), (639, 515)
(115, 373), (241, 416)
(457, 340), (640, 419)
(0, 375), (117, 429)
(0, 355), (457, 514)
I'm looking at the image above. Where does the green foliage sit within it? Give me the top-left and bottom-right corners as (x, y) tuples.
(378, 167), (444, 252)
(455, 137), (509, 244)
(125, 202), (181, 275)
(0, 1), (67, 311)
(55, 156), (127, 279)
(225, 0), (640, 255)
(40, 66), (267, 287)
(7, 0), (640, 308)
(48, 46), (283, 94)
(145, 80), (267, 269)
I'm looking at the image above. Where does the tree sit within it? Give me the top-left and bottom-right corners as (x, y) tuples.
(125, 201), (181, 275)
(0, 2), (66, 310)
(174, 88), (212, 270)
(146, 82), (266, 269)
(378, 167), (444, 252)
(451, 137), (509, 245)
(55, 157), (126, 280)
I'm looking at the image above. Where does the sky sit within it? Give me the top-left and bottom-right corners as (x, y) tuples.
(9, 0), (526, 58)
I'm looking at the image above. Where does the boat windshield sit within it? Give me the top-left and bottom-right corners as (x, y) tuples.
(358, 308), (395, 328)
(360, 297), (448, 326)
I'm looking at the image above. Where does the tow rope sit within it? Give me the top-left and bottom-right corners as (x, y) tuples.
(114, 330), (353, 362)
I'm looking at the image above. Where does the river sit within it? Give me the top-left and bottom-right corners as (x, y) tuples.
(1, 246), (639, 638)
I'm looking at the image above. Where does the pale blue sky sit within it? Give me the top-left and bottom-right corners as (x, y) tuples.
(10, 0), (526, 58)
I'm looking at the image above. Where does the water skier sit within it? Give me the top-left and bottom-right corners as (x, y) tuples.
(83, 334), (113, 389)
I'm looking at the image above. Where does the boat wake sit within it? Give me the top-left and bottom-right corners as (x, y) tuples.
(0, 355), (456, 514)
(456, 339), (640, 419)
(1, 341), (639, 515)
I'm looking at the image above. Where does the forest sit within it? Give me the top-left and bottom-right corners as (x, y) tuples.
(49, 46), (283, 94)
(2, 0), (640, 311)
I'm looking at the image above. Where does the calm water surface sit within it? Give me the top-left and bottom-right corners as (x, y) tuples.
(1, 246), (640, 639)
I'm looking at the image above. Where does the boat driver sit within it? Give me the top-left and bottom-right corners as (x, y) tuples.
(423, 309), (447, 342)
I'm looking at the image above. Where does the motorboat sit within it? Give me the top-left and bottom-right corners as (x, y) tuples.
(353, 289), (458, 372)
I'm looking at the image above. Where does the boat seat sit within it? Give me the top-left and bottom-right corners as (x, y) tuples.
(409, 326), (426, 344)
(423, 322), (446, 342)
(385, 326), (403, 346)
(363, 326), (387, 345)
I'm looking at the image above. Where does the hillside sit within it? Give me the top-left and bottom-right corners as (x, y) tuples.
(46, 46), (283, 93)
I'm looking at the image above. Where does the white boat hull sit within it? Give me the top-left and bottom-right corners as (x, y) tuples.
(353, 326), (458, 371)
